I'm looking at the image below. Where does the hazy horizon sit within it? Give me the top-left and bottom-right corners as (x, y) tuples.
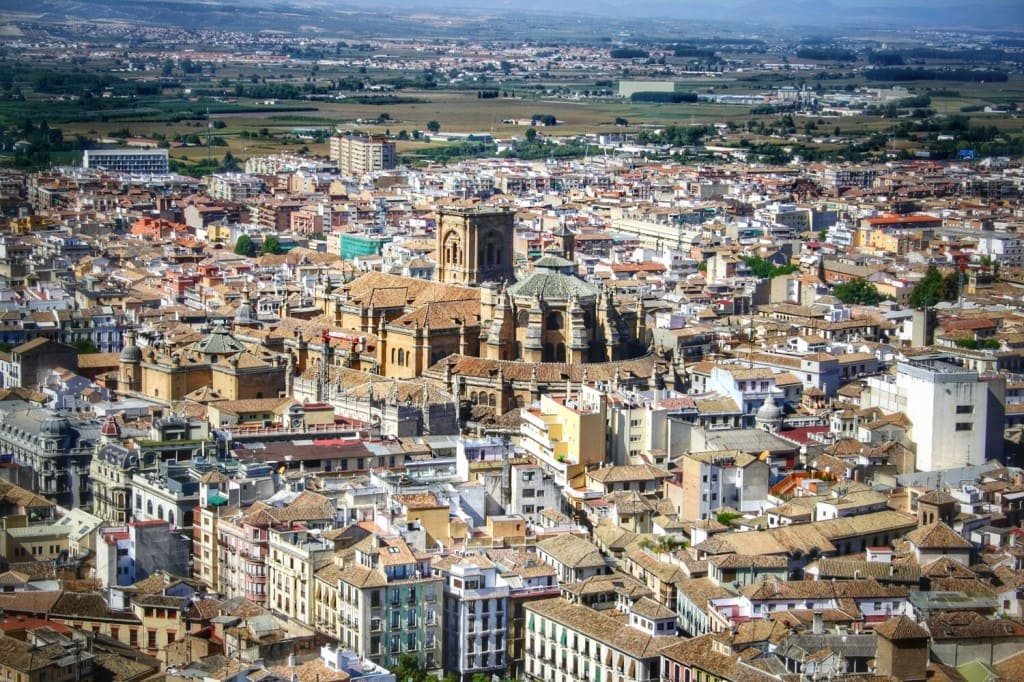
(2, 0), (1021, 34)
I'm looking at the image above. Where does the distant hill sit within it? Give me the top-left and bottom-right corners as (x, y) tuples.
(2, 0), (1021, 33)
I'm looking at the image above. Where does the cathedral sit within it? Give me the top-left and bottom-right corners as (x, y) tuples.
(116, 205), (656, 420)
(118, 324), (288, 403)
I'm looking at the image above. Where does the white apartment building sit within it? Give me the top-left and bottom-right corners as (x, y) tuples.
(508, 463), (561, 522)
(206, 173), (267, 201)
(83, 149), (169, 174)
(440, 559), (510, 682)
(976, 233), (1024, 268)
(673, 450), (770, 521)
(864, 355), (1003, 472)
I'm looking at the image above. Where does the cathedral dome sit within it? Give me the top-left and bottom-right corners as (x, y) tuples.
(40, 416), (71, 439)
(120, 342), (142, 363)
(507, 258), (599, 302)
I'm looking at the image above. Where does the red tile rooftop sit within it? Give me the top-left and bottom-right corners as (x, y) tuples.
(777, 426), (830, 445)
(0, 617), (72, 635)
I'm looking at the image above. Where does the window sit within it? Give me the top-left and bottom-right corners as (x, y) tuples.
(955, 422), (973, 431)
(956, 405), (974, 414)
(147, 631), (157, 649)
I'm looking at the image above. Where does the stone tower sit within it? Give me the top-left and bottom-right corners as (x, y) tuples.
(436, 206), (515, 286)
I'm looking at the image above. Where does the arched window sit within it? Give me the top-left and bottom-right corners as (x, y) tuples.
(515, 395), (525, 409)
(391, 348), (397, 363)
(555, 343), (566, 362)
(470, 392), (479, 405)
(485, 242), (495, 266)
(517, 310), (530, 327)
(168, 510), (175, 526)
(542, 343), (554, 362)
(146, 500), (153, 516)
(397, 349), (405, 365)
(547, 311), (563, 331)
(156, 504), (163, 520)
(488, 393), (497, 407)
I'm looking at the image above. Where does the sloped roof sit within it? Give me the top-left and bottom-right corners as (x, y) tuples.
(536, 534), (606, 569)
(192, 323), (247, 356)
(906, 522), (972, 551)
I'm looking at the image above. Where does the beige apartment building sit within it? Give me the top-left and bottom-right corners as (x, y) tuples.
(330, 134), (397, 174)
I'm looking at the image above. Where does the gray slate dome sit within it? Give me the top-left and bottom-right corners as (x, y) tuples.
(193, 323), (247, 356)
(40, 416), (71, 439)
(508, 254), (598, 301)
(120, 342), (142, 363)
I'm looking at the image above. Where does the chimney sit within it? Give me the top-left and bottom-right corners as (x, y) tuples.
(812, 610), (823, 635)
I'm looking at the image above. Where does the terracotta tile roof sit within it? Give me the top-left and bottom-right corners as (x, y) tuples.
(927, 611), (1024, 640)
(629, 596), (676, 620)
(526, 597), (679, 660)
(340, 271), (478, 310)
(587, 464), (671, 484)
(426, 352), (663, 384)
(907, 522), (972, 551)
(0, 590), (62, 615)
(336, 563), (388, 589)
(51, 592), (138, 621)
(537, 534), (607, 569)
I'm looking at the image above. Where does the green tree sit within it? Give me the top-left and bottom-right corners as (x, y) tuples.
(221, 151), (240, 172)
(717, 511), (742, 526)
(741, 255), (799, 278)
(234, 234), (257, 257)
(908, 266), (946, 308)
(74, 338), (100, 354)
(614, 117), (629, 126)
(941, 271), (961, 303)
(832, 278), (882, 305)
(260, 235), (283, 255)
(524, 127), (538, 142)
(426, 120), (441, 133)
(394, 655), (429, 682)
(817, 257), (827, 282)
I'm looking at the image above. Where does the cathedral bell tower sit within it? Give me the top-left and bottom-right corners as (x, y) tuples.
(436, 206), (515, 286)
